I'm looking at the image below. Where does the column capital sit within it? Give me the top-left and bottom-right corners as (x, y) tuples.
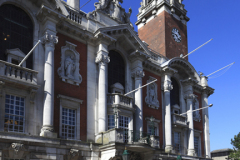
(162, 80), (173, 92)
(181, 78), (198, 87)
(131, 69), (145, 79)
(202, 87), (214, 97)
(41, 32), (58, 47)
(95, 53), (110, 65)
(184, 93), (196, 100)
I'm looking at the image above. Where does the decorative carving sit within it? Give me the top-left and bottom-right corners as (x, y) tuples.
(94, 0), (133, 26)
(149, 135), (160, 148)
(145, 77), (159, 109)
(8, 143), (28, 159)
(131, 70), (145, 79)
(95, 53), (110, 65)
(109, 155), (122, 160)
(30, 89), (37, 104)
(11, 143), (24, 154)
(42, 32), (58, 46)
(184, 93), (195, 100)
(193, 97), (201, 122)
(163, 80), (173, 91)
(57, 41), (82, 86)
(65, 149), (81, 160)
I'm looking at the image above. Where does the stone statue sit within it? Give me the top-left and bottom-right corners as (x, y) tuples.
(193, 98), (201, 122)
(64, 55), (76, 79)
(113, 0), (122, 20)
(94, 0), (112, 10)
(149, 84), (156, 102)
(124, 7), (133, 27)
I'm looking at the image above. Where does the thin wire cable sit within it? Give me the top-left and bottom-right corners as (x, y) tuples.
(80, 0), (91, 9)
(207, 62), (235, 77)
(182, 39), (213, 59)
(208, 65), (233, 79)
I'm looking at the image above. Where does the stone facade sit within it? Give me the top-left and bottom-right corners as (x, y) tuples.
(0, 0), (214, 160)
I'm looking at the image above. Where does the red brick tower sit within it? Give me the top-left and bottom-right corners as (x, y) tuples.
(136, 0), (190, 59)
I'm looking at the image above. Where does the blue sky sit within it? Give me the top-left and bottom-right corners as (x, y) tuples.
(74, 0), (240, 151)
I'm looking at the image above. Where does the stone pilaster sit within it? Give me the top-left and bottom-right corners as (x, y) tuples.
(40, 31), (58, 138)
(200, 75), (213, 158)
(184, 93), (196, 156)
(132, 69), (145, 134)
(95, 43), (110, 133)
(162, 67), (176, 153)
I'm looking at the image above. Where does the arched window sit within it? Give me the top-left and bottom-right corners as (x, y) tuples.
(0, 4), (33, 68)
(108, 50), (125, 93)
(170, 78), (180, 106)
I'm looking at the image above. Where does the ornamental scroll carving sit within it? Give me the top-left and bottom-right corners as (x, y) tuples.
(95, 53), (110, 65)
(7, 143), (28, 159)
(57, 41), (82, 86)
(145, 77), (159, 109)
(163, 80), (173, 91)
(131, 69), (145, 79)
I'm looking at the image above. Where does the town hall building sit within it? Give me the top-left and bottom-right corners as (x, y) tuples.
(0, 0), (214, 159)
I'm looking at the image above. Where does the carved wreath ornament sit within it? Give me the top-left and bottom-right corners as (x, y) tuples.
(57, 41), (82, 86)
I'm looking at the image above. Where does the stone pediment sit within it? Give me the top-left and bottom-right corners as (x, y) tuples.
(94, 24), (152, 58)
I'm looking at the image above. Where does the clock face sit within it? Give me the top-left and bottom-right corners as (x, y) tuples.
(172, 28), (181, 43)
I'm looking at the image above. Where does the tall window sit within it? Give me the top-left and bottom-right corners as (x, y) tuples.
(119, 115), (130, 142)
(4, 94), (25, 133)
(108, 50), (125, 93)
(194, 136), (200, 156)
(0, 4), (33, 68)
(61, 108), (76, 139)
(174, 132), (181, 153)
(170, 78), (180, 106)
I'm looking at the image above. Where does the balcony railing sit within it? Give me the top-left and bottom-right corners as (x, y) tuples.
(95, 129), (159, 148)
(172, 114), (187, 127)
(0, 60), (38, 85)
(66, 7), (84, 24)
(107, 93), (133, 108)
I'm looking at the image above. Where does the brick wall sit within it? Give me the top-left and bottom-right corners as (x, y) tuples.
(138, 11), (188, 60)
(142, 70), (163, 148)
(54, 33), (87, 141)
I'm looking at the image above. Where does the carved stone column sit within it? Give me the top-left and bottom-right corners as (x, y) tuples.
(185, 93), (196, 156)
(40, 32), (58, 138)
(201, 75), (213, 158)
(163, 74), (173, 153)
(132, 69), (145, 135)
(95, 44), (110, 133)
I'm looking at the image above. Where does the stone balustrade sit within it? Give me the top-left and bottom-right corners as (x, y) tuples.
(172, 114), (187, 127)
(66, 7), (83, 24)
(107, 93), (133, 108)
(0, 60), (38, 85)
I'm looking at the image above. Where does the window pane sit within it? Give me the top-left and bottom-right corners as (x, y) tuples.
(4, 94), (25, 133)
(61, 108), (76, 139)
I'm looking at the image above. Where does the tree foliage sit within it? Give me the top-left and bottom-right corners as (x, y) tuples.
(230, 132), (240, 160)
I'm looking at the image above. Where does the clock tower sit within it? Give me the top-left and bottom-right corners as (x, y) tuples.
(136, 0), (190, 59)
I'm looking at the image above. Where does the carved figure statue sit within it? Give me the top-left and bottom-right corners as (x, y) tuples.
(193, 98), (201, 122)
(149, 84), (155, 102)
(64, 55), (76, 79)
(94, 0), (112, 10)
(124, 7), (133, 27)
(113, 0), (122, 20)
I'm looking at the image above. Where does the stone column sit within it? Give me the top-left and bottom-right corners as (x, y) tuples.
(40, 32), (58, 138)
(201, 75), (211, 158)
(163, 73), (173, 153)
(132, 69), (144, 135)
(95, 43), (110, 133)
(185, 93), (196, 156)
